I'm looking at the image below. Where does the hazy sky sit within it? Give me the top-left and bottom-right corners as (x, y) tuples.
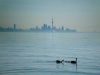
(0, 0), (100, 32)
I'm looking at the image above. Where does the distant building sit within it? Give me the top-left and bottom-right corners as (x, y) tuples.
(48, 26), (51, 29)
(42, 24), (47, 30)
(61, 26), (64, 31)
(36, 26), (38, 30)
(66, 28), (70, 31)
(14, 24), (16, 30)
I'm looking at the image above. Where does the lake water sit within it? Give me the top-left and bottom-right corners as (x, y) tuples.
(0, 32), (100, 75)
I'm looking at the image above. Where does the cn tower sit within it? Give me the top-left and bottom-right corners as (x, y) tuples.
(52, 17), (54, 29)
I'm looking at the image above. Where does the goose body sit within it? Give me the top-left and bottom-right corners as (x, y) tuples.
(71, 61), (76, 64)
(65, 58), (77, 64)
(71, 58), (77, 64)
(56, 60), (64, 64)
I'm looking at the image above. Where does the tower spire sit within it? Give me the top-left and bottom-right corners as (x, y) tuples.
(52, 17), (54, 29)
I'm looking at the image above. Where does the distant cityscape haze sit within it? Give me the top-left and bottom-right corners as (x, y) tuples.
(0, 23), (77, 33)
(0, 0), (100, 32)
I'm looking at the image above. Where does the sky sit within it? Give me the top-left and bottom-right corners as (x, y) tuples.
(0, 0), (100, 32)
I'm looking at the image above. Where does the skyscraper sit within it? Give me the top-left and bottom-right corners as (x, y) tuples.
(14, 24), (16, 30)
(61, 26), (64, 31)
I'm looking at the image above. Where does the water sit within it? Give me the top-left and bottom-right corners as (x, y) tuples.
(0, 32), (100, 75)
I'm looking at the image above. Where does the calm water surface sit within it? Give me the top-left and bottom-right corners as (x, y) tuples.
(0, 32), (100, 75)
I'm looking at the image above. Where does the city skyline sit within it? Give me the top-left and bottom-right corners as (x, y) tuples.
(0, 23), (76, 32)
(0, 0), (100, 32)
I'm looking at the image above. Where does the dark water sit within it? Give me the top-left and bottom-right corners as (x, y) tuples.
(0, 32), (100, 75)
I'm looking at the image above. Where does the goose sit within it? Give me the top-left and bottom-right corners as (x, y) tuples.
(56, 60), (64, 64)
(71, 58), (77, 64)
